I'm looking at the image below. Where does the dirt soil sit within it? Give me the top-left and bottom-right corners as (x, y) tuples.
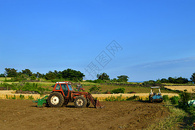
(0, 99), (169, 130)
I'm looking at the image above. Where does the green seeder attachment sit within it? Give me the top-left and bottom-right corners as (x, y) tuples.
(33, 95), (48, 107)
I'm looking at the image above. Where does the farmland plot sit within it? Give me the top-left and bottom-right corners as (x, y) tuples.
(0, 99), (169, 130)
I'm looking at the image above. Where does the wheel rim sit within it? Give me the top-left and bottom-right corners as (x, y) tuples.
(51, 96), (60, 105)
(76, 99), (83, 106)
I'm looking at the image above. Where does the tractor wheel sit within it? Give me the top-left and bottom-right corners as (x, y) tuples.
(47, 92), (64, 107)
(74, 96), (87, 108)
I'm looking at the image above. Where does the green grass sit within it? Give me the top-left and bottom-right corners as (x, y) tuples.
(146, 101), (189, 130)
(82, 85), (176, 93)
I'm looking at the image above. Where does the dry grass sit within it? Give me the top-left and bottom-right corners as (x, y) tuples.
(164, 86), (195, 93)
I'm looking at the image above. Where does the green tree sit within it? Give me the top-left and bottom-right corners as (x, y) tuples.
(0, 74), (5, 77)
(35, 72), (42, 78)
(111, 78), (117, 82)
(61, 69), (84, 81)
(45, 71), (56, 80)
(160, 78), (168, 83)
(97, 73), (110, 80)
(117, 75), (129, 82)
(5, 68), (18, 77)
(190, 73), (195, 83)
(175, 77), (188, 84)
(168, 77), (175, 83)
(22, 69), (33, 77)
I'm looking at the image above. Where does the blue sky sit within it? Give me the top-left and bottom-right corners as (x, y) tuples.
(0, 0), (195, 81)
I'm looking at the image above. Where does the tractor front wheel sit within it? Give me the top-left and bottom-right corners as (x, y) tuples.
(47, 92), (64, 107)
(74, 96), (87, 108)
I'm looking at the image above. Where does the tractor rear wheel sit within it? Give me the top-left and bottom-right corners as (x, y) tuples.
(47, 92), (64, 107)
(74, 96), (87, 108)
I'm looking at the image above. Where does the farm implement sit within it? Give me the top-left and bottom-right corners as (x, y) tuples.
(188, 100), (195, 107)
(33, 81), (104, 108)
(149, 86), (163, 103)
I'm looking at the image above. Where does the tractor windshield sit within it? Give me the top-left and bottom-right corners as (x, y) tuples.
(68, 84), (73, 91)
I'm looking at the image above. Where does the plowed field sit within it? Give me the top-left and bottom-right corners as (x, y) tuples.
(0, 99), (169, 130)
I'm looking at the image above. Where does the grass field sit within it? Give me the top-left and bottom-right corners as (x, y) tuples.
(82, 85), (176, 93)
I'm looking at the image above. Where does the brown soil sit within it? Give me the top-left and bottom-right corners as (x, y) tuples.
(0, 99), (169, 130)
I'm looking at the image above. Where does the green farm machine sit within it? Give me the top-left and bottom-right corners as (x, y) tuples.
(149, 86), (163, 103)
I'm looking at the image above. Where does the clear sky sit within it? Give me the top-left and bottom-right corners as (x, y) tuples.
(0, 0), (195, 81)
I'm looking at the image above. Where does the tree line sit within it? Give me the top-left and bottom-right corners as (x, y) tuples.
(96, 72), (129, 82)
(0, 68), (85, 82)
(0, 68), (195, 84)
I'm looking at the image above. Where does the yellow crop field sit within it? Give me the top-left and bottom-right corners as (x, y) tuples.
(164, 86), (195, 93)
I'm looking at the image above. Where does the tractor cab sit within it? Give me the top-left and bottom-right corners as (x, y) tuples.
(53, 81), (73, 97)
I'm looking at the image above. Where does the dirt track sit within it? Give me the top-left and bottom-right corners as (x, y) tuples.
(0, 99), (169, 130)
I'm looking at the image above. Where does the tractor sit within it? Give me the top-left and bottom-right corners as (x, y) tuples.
(149, 86), (163, 103)
(34, 81), (104, 108)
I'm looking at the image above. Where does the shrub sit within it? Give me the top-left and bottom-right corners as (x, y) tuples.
(93, 79), (105, 83)
(179, 90), (191, 108)
(28, 96), (34, 100)
(30, 76), (36, 80)
(50, 78), (71, 83)
(170, 96), (179, 104)
(105, 90), (111, 94)
(163, 95), (169, 102)
(89, 86), (101, 94)
(6, 95), (9, 99)
(20, 95), (25, 100)
(111, 88), (125, 94)
(10, 74), (29, 82)
(126, 95), (139, 101)
(12, 95), (16, 99)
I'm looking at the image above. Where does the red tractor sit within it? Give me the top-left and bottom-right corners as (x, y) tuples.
(45, 81), (104, 108)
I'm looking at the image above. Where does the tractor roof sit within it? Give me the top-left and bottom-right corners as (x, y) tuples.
(151, 86), (160, 89)
(56, 81), (71, 84)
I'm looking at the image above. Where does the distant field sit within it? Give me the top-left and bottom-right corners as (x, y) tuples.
(82, 85), (176, 93)
(162, 83), (195, 86)
(164, 86), (195, 93)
